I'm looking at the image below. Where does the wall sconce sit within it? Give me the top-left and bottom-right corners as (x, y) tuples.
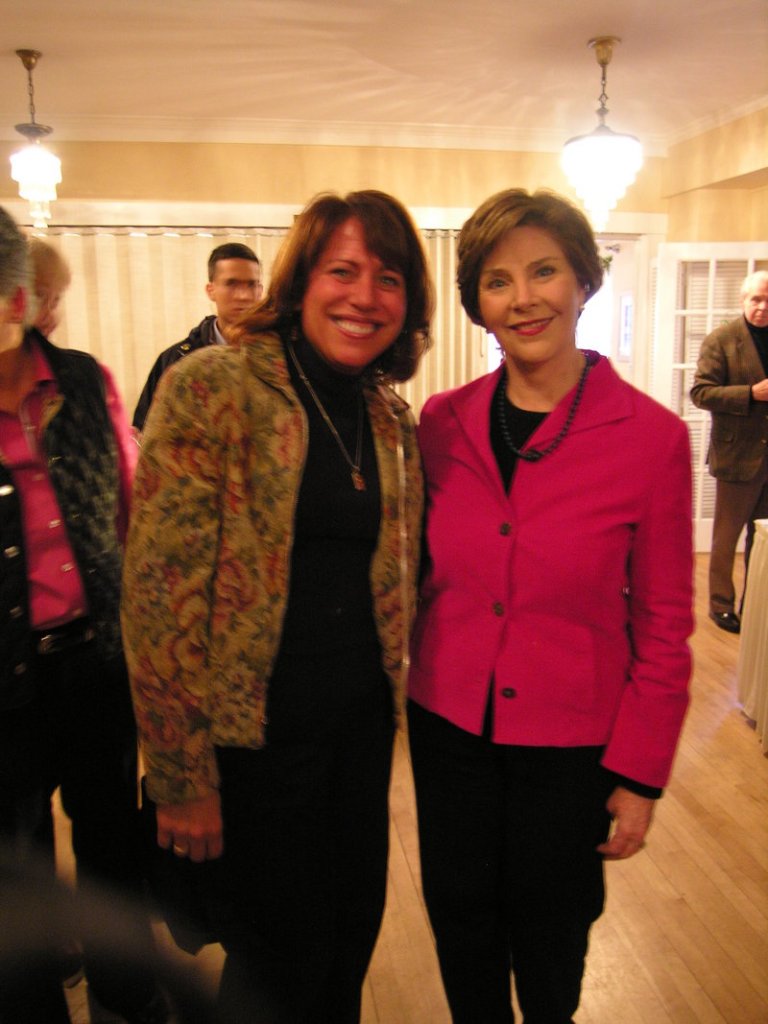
(9, 49), (62, 230)
(561, 37), (643, 232)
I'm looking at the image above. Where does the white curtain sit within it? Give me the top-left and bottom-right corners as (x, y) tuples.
(49, 228), (287, 419)
(398, 229), (488, 415)
(46, 225), (486, 421)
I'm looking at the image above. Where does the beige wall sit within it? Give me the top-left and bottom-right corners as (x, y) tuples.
(666, 186), (768, 242)
(1, 104), (765, 240)
(663, 106), (768, 241)
(0, 139), (665, 216)
(664, 108), (768, 196)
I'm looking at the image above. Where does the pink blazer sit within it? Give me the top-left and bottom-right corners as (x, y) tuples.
(409, 355), (694, 788)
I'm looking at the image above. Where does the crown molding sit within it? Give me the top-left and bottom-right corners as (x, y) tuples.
(3, 198), (668, 236)
(0, 115), (669, 158)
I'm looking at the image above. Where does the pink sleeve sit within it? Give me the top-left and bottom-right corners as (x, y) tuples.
(100, 363), (138, 544)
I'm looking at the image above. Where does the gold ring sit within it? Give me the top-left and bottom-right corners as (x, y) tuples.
(172, 844), (186, 855)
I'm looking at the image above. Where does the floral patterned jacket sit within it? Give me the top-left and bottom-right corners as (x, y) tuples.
(121, 330), (423, 804)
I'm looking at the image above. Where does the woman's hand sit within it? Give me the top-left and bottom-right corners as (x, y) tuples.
(596, 786), (655, 861)
(156, 790), (223, 862)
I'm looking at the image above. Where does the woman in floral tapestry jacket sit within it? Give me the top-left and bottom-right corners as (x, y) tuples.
(122, 190), (433, 1024)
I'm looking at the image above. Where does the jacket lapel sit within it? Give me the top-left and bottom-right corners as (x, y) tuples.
(444, 356), (634, 484)
(445, 367), (507, 493)
(531, 356), (633, 445)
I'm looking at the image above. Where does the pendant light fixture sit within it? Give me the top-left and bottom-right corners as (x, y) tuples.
(561, 36), (642, 231)
(9, 49), (62, 230)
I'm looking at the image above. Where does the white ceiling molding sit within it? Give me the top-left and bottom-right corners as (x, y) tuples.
(5, 198), (668, 236)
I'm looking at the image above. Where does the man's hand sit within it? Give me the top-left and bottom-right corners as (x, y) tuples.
(751, 378), (768, 401)
(596, 787), (654, 861)
(156, 790), (223, 862)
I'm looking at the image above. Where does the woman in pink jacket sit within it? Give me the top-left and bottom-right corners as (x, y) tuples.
(408, 189), (694, 1024)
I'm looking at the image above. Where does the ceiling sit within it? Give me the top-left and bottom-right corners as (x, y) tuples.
(1, 0), (767, 157)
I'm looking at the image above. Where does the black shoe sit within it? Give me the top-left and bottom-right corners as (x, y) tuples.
(124, 991), (171, 1024)
(59, 943), (84, 988)
(709, 610), (741, 634)
(92, 989), (170, 1024)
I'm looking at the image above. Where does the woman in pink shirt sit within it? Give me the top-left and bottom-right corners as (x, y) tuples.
(0, 214), (164, 1024)
(408, 189), (694, 1024)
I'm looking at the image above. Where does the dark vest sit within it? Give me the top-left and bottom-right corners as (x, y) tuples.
(132, 315), (217, 431)
(0, 332), (124, 708)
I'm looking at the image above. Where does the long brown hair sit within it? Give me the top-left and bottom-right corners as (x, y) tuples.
(235, 190), (434, 383)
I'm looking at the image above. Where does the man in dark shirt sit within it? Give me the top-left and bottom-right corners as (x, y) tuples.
(132, 242), (262, 432)
(690, 270), (768, 633)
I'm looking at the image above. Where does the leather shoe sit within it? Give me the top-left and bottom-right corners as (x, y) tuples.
(124, 992), (171, 1024)
(709, 610), (741, 634)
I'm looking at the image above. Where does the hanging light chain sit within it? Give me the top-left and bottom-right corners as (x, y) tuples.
(596, 61), (609, 124)
(590, 36), (617, 128)
(25, 62), (38, 126)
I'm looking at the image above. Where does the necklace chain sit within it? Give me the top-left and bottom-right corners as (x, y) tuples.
(496, 356), (592, 463)
(286, 340), (366, 491)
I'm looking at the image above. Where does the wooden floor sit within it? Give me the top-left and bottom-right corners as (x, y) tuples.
(61, 554), (768, 1023)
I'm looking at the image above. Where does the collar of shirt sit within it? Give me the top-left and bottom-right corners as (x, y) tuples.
(213, 319), (228, 346)
(28, 335), (56, 385)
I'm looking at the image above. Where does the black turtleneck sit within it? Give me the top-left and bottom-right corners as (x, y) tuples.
(746, 318), (768, 378)
(490, 390), (547, 492)
(265, 332), (385, 741)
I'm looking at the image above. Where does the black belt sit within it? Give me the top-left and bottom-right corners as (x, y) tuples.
(35, 618), (96, 656)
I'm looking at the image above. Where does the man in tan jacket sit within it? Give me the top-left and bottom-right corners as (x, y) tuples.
(691, 270), (768, 633)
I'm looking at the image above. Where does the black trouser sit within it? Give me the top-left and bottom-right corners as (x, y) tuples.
(408, 700), (613, 1024)
(0, 639), (158, 1023)
(205, 675), (395, 1024)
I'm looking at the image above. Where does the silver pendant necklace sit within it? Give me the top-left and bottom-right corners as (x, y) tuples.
(286, 340), (366, 491)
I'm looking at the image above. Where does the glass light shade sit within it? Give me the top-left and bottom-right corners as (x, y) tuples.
(10, 142), (62, 203)
(561, 124), (642, 231)
(27, 200), (53, 230)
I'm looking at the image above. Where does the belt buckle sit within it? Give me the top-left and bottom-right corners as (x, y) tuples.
(37, 633), (59, 655)
(37, 625), (95, 655)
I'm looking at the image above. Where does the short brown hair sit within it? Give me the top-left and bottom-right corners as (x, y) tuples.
(237, 190), (434, 383)
(457, 189), (604, 326)
(28, 238), (71, 294)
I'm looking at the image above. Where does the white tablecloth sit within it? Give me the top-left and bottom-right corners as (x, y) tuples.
(736, 518), (768, 754)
